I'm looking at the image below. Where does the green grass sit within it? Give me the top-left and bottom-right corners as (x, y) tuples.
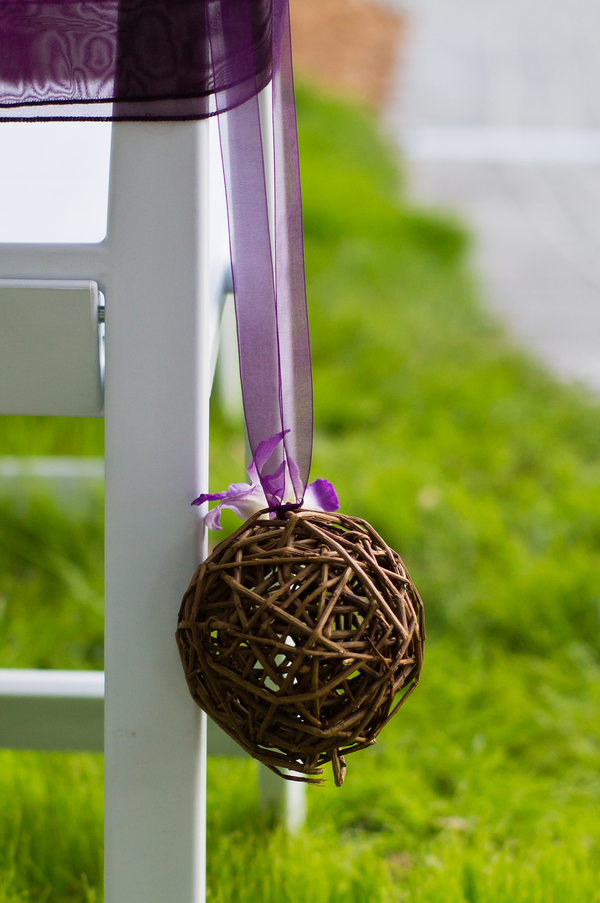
(0, 417), (103, 457)
(0, 752), (103, 903)
(2, 81), (600, 900)
(0, 499), (104, 671)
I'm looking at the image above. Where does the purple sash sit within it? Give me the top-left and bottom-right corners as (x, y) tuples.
(0, 0), (313, 508)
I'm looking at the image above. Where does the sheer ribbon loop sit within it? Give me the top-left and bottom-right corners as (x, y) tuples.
(0, 0), (313, 506)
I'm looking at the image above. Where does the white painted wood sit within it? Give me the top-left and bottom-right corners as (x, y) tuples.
(0, 456), (104, 514)
(0, 119), (213, 902)
(0, 668), (243, 756)
(0, 93), (307, 903)
(216, 294), (243, 422)
(0, 669), (105, 751)
(0, 666), (306, 831)
(0, 457), (105, 479)
(208, 118), (232, 386)
(102, 121), (210, 903)
(0, 242), (107, 280)
(0, 666), (306, 829)
(0, 120), (208, 888)
(284, 778), (308, 834)
(0, 279), (103, 416)
(0, 121), (111, 244)
(0, 668), (104, 697)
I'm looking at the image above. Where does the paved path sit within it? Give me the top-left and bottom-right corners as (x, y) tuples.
(383, 0), (600, 389)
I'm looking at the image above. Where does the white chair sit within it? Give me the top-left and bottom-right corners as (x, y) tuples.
(0, 111), (305, 903)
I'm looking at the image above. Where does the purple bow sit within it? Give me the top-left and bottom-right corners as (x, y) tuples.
(0, 0), (336, 519)
(192, 433), (338, 530)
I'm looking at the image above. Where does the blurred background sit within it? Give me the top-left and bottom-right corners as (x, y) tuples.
(3, 2), (600, 901)
(294, 0), (600, 389)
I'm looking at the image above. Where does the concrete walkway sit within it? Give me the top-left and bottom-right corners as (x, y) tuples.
(384, 0), (600, 389)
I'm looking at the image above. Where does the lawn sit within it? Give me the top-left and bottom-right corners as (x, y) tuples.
(1, 82), (600, 901)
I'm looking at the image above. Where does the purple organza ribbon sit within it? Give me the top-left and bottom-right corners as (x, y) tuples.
(0, 1), (272, 121)
(209, 0), (313, 510)
(0, 0), (315, 510)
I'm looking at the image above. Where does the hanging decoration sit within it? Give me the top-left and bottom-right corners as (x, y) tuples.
(178, 505), (424, 786)
(176, 0), (425, 785)
(0, 0), (425, 784)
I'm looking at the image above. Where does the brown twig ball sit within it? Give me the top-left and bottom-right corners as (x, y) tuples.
(177, 508), (424, 785)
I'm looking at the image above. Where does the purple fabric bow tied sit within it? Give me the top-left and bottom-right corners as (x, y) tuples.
(0, 0), (337, 520)
(201, 0), (339, 523)
(192, 432), (338, 530)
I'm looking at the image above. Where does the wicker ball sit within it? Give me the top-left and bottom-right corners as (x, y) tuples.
(176, 508), (424, 785)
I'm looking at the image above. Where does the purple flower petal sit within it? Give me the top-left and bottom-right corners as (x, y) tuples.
(225, 480), (260, 498)
(204, 505), (224, 531)
(198, 481), (268, 531)
(223, 484), (268, 520)
(191, 491), (228, 507)
(304, 479), (339, 512)
(195, 432), (337, 531)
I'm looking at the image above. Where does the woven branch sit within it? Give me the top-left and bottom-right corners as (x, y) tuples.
(176, 509), (424, 785)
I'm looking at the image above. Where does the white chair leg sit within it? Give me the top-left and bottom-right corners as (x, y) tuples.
(103, 120), (210, 903)
(258, 765), (307, 832)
